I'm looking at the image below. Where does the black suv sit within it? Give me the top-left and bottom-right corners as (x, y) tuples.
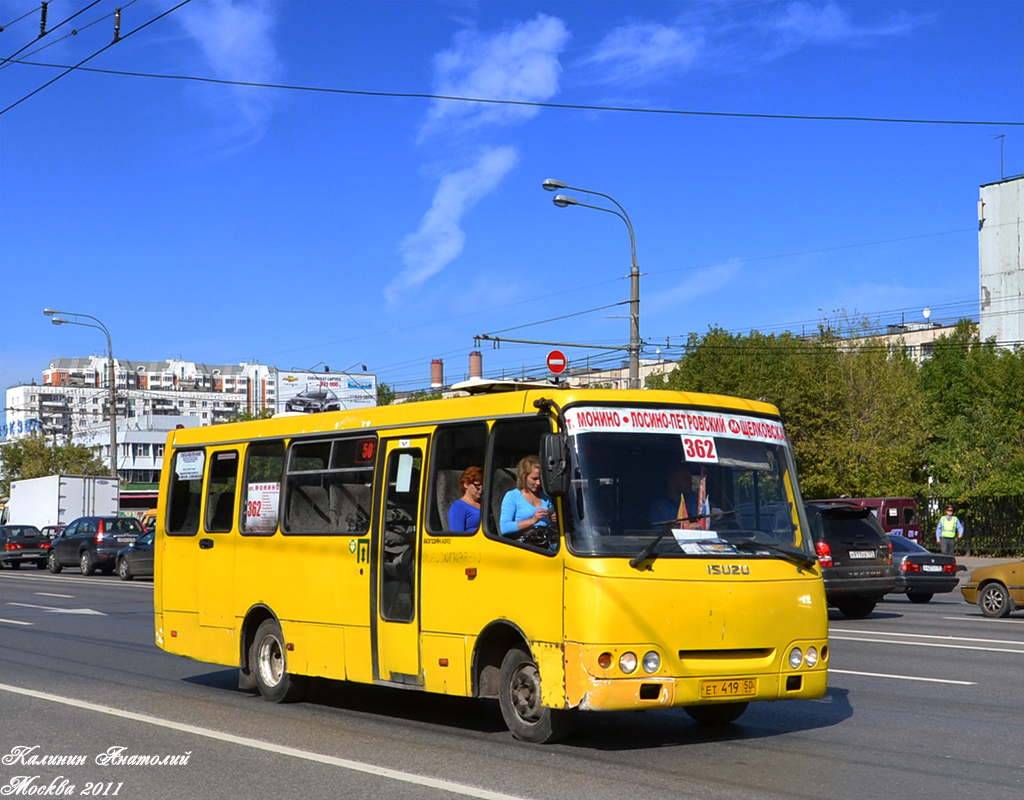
(47, 516), (144, 576)
(805, 501), (896, 618)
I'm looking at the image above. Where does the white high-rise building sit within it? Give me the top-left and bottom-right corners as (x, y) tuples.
(979, 175), (1024, 349)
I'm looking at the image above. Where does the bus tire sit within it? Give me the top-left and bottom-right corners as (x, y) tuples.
(683, 702), (749, 726)
(498, 647), (576, 744)
(251, 619), (306, 703)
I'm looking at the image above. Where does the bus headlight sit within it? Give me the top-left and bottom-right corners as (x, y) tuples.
(619, 652), (638, 674)
(804, 647), (818, 668)
(788, 647), (804, 669)
(642, 651), (661, 674)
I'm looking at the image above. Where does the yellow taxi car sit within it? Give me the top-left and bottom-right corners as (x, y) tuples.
(961, 560), (1024, 617)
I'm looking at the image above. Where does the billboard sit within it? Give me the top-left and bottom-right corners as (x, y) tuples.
(276, 371), (377, 414)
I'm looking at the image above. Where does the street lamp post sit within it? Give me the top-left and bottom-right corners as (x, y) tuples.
(542, 179), (641, 389)
(43, 308), (118, 479)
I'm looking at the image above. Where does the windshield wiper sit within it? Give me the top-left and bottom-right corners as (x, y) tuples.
(728, 535), (817, 570)
(629, 510), (736, 570)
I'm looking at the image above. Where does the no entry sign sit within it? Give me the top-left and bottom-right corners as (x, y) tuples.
(546, 350), (568, 375)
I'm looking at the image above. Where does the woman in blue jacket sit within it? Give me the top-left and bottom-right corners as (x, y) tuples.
(500, 455), (556, 536)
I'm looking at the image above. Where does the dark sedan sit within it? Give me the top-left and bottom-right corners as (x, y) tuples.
(284, 387), (341, 413)
(888, 534), (960, 603)
(0, 525), (50, 569)
(116, 530), (154, 581)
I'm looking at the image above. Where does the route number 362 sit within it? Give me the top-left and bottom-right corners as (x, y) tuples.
(682, 436), (717, 462)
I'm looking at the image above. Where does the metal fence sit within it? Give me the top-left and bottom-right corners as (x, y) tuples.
(920, 495), (1024, 557)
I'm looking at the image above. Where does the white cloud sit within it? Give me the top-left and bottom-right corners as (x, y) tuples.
(645, 260), (744, 318)
(386, 146), (519, 303)
(176, 0), (281, 133)
(420, 13), (570, 139)
(771, 2), (919, 45)
(580, 22), (705, 84)
(578, 2), (924, 87)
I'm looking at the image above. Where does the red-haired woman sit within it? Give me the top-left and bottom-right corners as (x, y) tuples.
(447, 466), (483, 532)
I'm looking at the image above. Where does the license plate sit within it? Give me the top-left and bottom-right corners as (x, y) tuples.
(117, 537), (134, 543)
(700, 678), (757, 698)
(922, 564), (942, 572)
(849, 550), (875, 559)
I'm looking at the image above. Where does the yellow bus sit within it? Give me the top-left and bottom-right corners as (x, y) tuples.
(154, 382), (828, 743)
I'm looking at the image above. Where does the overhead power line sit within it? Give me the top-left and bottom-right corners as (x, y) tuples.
(0, 0), (139, 71)
(1, 0), (194, 115)
(4, 56), (1022, 126)
(1, 0), (104, 65)
(0, 3), (42, 33)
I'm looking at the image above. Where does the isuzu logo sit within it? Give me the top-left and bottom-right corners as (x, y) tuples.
(707, 564), (750, 575)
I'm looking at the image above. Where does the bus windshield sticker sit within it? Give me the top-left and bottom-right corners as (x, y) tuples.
(563, 407), (786, 445)
(246, 482), (280, 532)
(175, 450), (205, 480)
(681, 435), (718, 463)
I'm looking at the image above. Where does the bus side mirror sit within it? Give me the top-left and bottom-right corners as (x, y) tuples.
(539, 433), (570, 497)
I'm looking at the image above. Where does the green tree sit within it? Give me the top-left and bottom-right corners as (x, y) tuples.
(0, 435), (107, 499)
(651, 320), (927, 498)
(376, 382), (395, 406)
(400, 389), (443, 404)
(919, 323), (1024, 496)
(221, 408), (274, 424)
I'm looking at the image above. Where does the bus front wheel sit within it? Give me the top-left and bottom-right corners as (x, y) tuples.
(498, 647), (575, 744)
(251, 619), (306, 703)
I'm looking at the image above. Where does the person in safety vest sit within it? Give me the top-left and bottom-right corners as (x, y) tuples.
(935, 505), (963, 556)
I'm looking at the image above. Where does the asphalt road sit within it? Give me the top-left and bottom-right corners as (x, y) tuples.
(1, 568), (1021, 800)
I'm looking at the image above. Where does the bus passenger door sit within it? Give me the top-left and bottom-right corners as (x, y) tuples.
(373, 438), (426, 686)
(197, 448), (239, 630)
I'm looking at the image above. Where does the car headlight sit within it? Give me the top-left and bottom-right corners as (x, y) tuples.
(789, 647), (804, 669)
(804, 647), (818, 668)
(619, 652), (638, 674)
(642, 651), (661, 674)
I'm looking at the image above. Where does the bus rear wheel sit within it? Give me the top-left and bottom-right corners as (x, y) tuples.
(683, 702), (749, 726)
(498, 647), (575, 744)
(251, 619), (306, 703)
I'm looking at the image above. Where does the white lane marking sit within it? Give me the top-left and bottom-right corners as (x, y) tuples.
(0, 682), (530, 800)
(7, 602), (106, 616)
(831, 628), (1024, 646)
(0, 573), (151, 589)
(830, 669), (976, 685)
(0, 618), (33, 626)
(36, 592), (75, 598)
(942, 615), (1024, 625)
(830, 634), (1024, 654)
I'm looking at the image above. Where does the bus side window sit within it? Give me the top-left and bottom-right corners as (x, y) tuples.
(283, 437), (375, 535)
(205, 450), (239, 533)
(167, 449), (205, 536)
(484, 417), (553, 539)
(241, 440), (285, 535)
(427, 422), (488, 535)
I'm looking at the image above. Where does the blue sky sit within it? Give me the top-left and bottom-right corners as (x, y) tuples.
(2, 0), (1021, 422)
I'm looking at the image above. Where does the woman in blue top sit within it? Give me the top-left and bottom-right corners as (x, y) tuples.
(500, 455), (556, 536)
(447, 466), (483, 532)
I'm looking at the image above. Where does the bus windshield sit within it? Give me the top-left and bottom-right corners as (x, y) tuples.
(563, 406), (810, 561)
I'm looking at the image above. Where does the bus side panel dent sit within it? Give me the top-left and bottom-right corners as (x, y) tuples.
(530, 640), (568, 709)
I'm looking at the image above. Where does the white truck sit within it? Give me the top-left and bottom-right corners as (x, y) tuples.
(2, 474), (120, 530)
